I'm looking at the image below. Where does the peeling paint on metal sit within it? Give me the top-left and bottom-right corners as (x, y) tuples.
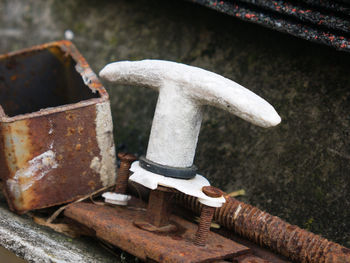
(8, 150), (58, 194)
(94, 102), (116, 186)
(234, 204), (242, 220)
(48, 119), (53, 135)
(90, 156), (101, 174)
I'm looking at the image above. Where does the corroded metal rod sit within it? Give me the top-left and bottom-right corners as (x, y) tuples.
(176, 193), (350, 263)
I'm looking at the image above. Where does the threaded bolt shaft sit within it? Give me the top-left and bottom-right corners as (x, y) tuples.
(194, 205), (215, 246)
(114, 153), (137, 194)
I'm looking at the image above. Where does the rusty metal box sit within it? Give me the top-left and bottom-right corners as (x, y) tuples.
(0, 41), (116, 213)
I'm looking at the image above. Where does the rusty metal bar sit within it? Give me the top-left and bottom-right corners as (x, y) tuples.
(146, 189), (173, 227)
(64, 202), (252, 262)
(176, 193), (350, 263)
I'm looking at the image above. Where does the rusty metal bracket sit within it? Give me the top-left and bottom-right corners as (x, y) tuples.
(0, 41), (117, 213)
(60, 159), (280, 262)
(65, 201), (251, 262)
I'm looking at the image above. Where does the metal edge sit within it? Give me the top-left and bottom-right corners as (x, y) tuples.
(0, 40), (109, 123)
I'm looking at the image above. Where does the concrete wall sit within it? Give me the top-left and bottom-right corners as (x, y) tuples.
(0, 0), (349, 247)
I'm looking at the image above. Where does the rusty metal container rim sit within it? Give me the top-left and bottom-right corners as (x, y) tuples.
(0, 40), (109, 123)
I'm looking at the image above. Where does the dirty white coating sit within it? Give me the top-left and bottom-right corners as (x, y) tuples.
(100, 60), (281, 168)
(102, 192), (131, 206)
(92, 102), (117, 186)
(7, 149), (59, 198)
(130, 161), (225, 207)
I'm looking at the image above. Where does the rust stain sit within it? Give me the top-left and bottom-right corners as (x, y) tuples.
(77, 126), (84, 135)
(88, 180), (96, 190)
(1, 120), (33, 171)
(47, 46), (71, 68)
(66, 127), (75, 136)
(75, 144), (81, 151)
(66, 113), (76, 121)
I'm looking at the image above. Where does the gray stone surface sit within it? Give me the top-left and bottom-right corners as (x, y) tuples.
(0, 0), (349, 249)
(0, 194), (119, 263)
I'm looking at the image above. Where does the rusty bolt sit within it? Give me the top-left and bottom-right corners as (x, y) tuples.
(193, 186), (223, 246)
(202, 186), (223, 198)
(114, 152), (137, 194)
(194, 205), (215, 246)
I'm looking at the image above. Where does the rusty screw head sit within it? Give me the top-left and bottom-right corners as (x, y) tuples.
(118, 152), (137, 163)
(202, 186), (223, 198)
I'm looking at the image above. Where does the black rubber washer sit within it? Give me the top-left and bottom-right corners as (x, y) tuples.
(139, 156), (197, 179)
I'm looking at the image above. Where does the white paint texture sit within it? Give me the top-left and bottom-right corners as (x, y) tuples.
(100, 60), (281, 168)
(94, 102), (117, 186)
(234, 204), (242, 220)
(7, 150), (58, 195)
(102, 192), (131, 206)
(48, 119), (53, 134)
(130, 161), (225, 207)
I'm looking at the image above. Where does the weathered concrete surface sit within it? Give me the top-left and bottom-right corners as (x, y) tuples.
(0, 0), (349, 249)
(0, 193), (119, 262)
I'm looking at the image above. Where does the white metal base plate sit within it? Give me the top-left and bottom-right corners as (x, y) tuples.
(130, 161), (225, 207)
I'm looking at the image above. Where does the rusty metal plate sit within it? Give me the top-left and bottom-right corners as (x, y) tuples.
(65, 202), (251, 262)
(235, 255), (270, 263)
(0, 41), (116, 213)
